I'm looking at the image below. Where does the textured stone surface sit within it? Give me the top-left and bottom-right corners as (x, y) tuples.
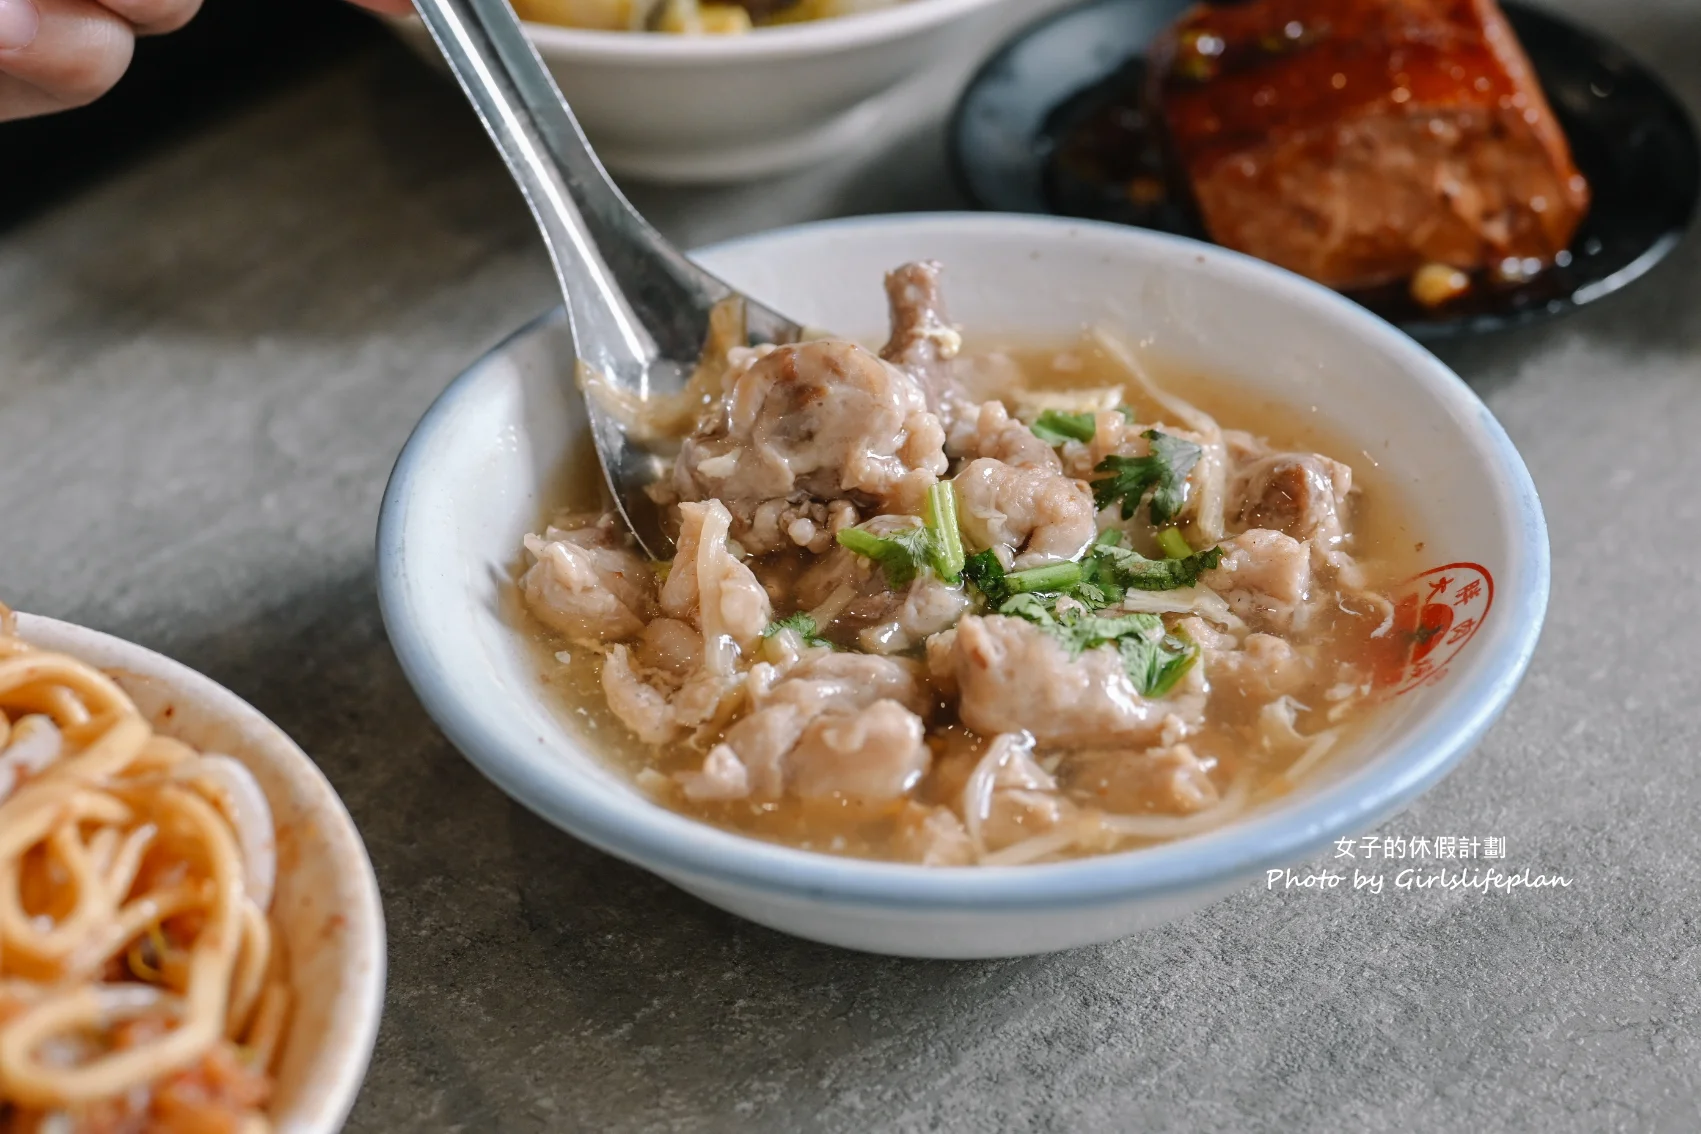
(4, 2), (1700, 1130)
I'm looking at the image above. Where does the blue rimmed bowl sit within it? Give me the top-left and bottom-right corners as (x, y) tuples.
(376, 213), (1548, 958)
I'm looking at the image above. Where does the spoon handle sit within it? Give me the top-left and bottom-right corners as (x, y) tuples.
(410, 0), (743, 370)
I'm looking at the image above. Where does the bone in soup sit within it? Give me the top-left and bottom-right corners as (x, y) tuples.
(517, 262), (1417, 866)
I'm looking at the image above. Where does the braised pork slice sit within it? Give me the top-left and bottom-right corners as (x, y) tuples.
(677, 652), (933, 803)
(879, 260), (968, 422)
(1201, 528), (1313, 630)
(598, 500), (769, 747)
(521, 514), (657, 644)
(792, 520), (971, 651)
(1150, 0), (1589, 289)
(953, 458), (1097, 568)
(943, 615), (1198, 747)
(1231, 455), (1352, 548)
(948, 400), (1064, 471)
(672, 339), (947, 553)
(1069, 743), (1221, 816)
(1176, 614), (1314, 707)
(895, 802), (977, 866)
(660, 500), (772, 668)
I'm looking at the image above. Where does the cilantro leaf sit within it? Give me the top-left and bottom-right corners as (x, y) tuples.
(1091, 430), (1203, 524)
(836, 486), (967, 589)
(963, 553), (1087, 608)
(995, 593), (1191, 696)
(962, 549), (1011, 606)
(1029, 409), (1097, 446)
(761, 612), (833, 649)
(1118, 631), (1200, 698)
(836, 524), (937, 589)
(1090, 543), (1224, 592)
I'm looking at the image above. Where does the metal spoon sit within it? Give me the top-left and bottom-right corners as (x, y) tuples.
(411, 0), (804, 557)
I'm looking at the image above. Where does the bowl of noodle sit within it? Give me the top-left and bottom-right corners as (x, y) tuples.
(0, 608), (384, 1133)
(380, 0), (1049, 183)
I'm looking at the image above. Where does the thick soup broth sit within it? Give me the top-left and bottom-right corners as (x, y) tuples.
(517, 294), (1421, 866)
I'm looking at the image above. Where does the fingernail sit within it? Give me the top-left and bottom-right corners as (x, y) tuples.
(0, 0), (40, 51)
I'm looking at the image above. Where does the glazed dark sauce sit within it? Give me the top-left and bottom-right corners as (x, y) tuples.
(1035, 2), (1697, 337)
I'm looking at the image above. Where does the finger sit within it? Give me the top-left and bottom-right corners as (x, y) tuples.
(98, 0), (202, 36)
(0, 0), (131, 119)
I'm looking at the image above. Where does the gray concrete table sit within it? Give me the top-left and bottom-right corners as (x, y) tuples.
(5, 1), (1700, 1129)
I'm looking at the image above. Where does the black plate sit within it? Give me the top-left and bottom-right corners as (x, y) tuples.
(948, 0), (1700, 339)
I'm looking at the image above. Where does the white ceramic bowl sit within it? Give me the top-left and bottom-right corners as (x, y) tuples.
(384, 0), (1036, 183)
(377, 213), (1549, 958)
(14, 614), (386, 1133)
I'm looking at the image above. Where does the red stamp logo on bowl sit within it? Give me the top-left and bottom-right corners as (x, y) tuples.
(1373, 562), (1494, 695)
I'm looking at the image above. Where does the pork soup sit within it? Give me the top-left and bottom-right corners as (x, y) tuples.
(517, 263), (1420, 866)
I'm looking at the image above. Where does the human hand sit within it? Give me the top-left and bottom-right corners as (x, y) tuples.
(0, 0), (200, 121)
(0, 0), (418, 123)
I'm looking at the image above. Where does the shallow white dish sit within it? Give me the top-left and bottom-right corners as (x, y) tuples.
(377, 213), (1549, 958)
(383, 0), (1047, 183)
(14, 614), (387, 1133)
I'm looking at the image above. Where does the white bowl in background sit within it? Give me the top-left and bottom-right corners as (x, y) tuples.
(383, 0), (1061, 183)
(377, 213), (1549, 958)
(14, 614), (386, 1133)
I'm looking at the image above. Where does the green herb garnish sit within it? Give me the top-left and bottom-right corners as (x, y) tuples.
(1029, 409), (1097, 446)
(761, 612), (833, 649)
(1091, 542), (1224, 592)
(836, 525), (936, 589)
(1004, 562), (1083, 595)
(923, 482), (965, 583)
(961, 548), (1010, 606)
(993, 593), (1198, 698)
(1091, 430), (1203, 524)
(1119, 630), (1200, 699)
(837, 485), (967, 590)
(1155, 527), (1194, 560)
(962, 553), (1085, 607)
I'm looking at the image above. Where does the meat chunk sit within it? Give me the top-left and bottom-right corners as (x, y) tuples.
(677, 652), (933, 803)
(1231, 455), (1352, 548)
(942, 615), (1193, 747)
(675, 745), (751, 802)
(601, 644), (739, 747)
(672, 339), (946, 552)
(1209, 633), (1313, 704)
(879, 261), (968, 421)
(597, 501), (769, 747)
(520, 514), (656, 644)
(661, 500), (772, 673)
(790, 518), (970, 650)
(761, 651), (933, 718)
(1150, 0), (1589, 290)
(1069, 743), (1221, 815)
(788, 700), (930, 801)
(1201, 528), (1312, 630)
(947, 400), (1063, 471)
(855, 575), (971, 655)
(895, 802), (977, 866)
(969, 733), (1076, 852)
(634, 617), (703, 678)
(953, 458), (1096, 569)
(1058, 406), (1137, 480)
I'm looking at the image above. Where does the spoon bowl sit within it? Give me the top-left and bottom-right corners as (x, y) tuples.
(411, 0), (806, 554)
